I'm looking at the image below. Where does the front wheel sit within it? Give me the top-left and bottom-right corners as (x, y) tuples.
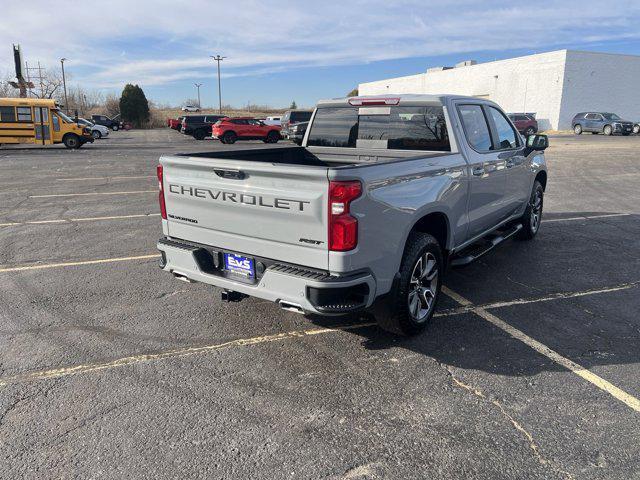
(573, 124), (582, 135)
(633, 124), (640, 135)
(603, 125), (612, 136)
(63, 134), (80, 149)
(92, 130), (101, 139)
(265, 131), (280, 143)
(516, 180), (544, 240)
(377, 233), (443, 336)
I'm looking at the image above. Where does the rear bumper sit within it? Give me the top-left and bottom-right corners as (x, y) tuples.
(157, 236), (376, 315)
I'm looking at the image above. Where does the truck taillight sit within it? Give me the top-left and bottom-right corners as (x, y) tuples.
(329, 180), (361, 251)
(157, 164), (167, 219)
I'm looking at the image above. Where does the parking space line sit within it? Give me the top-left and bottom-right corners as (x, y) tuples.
(442, 286), (640, 412)
(0, 323), (376, 388)
(56, 175), (155, 181)
(436, 281), (639, 317)
(0, 254), (159, 273)
(545, 213), (631, 223)
(29, 190), (157, 198)
(0, 213), (161, 227)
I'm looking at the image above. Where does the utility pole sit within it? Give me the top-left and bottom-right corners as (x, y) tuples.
(60, 58), (69, 114)
(210, 55), (226, 114)
(194, 83), (203, 109)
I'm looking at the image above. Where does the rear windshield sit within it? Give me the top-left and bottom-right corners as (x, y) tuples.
(290, 111), (312, 122)
(307, 106), (450, 151)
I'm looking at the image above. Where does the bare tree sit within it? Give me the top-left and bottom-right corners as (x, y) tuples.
(103, 94), (120, 117)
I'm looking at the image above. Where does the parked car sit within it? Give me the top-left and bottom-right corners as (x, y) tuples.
(168, 117), (183, 130)
(212, 117), (282, 144)
(281, 109), (313, 138)
(507, 113), (538, 136)
(91, 114), (121, 131)
(182, 105), (200, 112)
(264, 116), (282, 126)
(288, 121), (308, 145)
(157, 94), (548, 336)
(572, 112), (634, 135)
(181, 115), (225, 140)
(75, 117), (109, 139)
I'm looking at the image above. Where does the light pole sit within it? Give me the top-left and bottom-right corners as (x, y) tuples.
(210, 55), (226, 114)
(60, 58), (69, 114)
(194, 83), (203, 109)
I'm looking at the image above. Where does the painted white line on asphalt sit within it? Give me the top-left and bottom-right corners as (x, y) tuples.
(436, 281), (639, 317)
(0, 323), (376, 387)
(0, 254), (159, 273)
(56, 175), (155, 181)
(29, 190), (157, 198)
(545, 213), (631, 223)
(443, 286), (640, 413)
(0, 213), (161, 227)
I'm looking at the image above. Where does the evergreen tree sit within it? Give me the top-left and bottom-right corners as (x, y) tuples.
(290, 100), (297, 109)
(347, 88), (358, 97)
(119, 84), (150, 128)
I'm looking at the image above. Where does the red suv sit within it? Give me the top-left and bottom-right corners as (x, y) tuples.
(507, 113), (538, 136)
(212, 117), (282, 144)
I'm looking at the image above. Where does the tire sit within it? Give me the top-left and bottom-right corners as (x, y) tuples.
(633, 124), (640, 135)
(377, 233), (443, 336)
(112, 125), (119, 131)
(516, 180), (544, 240)
(193, 129), (207, 140)
(63, 134), (80, 149)
(265, 131), (280, 143)
(573, 124), (582, 135)
(603, 125), (612, 136)
(524, 126), (536, 136)
(222, 131), (237, 144)
(92, 130), (101, 139)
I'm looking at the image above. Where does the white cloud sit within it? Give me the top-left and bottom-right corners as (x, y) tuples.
(2, 0), (640, 90)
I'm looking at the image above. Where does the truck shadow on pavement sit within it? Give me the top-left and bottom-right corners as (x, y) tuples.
(308, 212), (640, 377)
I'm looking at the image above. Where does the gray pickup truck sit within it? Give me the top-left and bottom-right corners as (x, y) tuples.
(157, 95), (548, 335)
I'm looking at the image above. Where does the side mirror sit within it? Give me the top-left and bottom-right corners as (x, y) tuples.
(526, 134), (548, 151)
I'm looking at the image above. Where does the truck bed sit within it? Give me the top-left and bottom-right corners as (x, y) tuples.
(182, 146), (449, 168)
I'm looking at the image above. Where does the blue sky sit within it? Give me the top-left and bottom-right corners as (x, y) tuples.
(2, 0), (640, 108)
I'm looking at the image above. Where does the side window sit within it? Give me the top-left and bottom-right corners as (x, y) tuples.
(457, 104), (492, 151)
(586, 113), (597, 120)
(52, 114), (60, 132)
(17, 106), (33, 122)
(0, 106), (16, 122)
(488, 107), (519, 150)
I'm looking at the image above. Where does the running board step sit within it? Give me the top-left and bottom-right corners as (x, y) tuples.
(450, 223), (523, 267)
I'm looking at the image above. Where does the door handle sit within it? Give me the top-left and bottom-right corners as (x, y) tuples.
(472, 165), (485, 176)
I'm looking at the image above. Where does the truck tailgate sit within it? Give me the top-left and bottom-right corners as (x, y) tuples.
(161, 155), (329, 270)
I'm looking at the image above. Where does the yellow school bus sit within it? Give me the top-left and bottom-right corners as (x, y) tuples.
(0, 98), (94, 149)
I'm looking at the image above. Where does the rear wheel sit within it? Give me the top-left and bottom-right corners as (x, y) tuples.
(524, 126), (536, 136)
(265, 131), (280, 143)
(193, 129), (207, 140)
(603, 125), (612, 136)
(63, 134), (80, 149)
(111, 125), (119, 131)
(222, 131), (237, 144)
(633, 124), (640, 135)
(377, 233), (443, 336)
(516, 180), (544, 240)
(573, 124), (582, 135)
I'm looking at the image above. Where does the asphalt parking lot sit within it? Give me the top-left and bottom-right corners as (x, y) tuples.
(1, 130), (639, 479)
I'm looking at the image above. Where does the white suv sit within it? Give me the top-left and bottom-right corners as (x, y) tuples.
(181, 105), (201, 112)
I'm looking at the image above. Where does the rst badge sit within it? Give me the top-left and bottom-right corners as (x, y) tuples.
(224, 253), (255, 277)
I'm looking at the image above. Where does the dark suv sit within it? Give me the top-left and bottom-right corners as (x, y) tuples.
(572, 112), (634, 136)
(281, 109), (313, 138)
(507, 113), (538, 136)
(181, 115), (225, 140)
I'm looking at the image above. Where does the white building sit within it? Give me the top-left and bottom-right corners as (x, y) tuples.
(358, 50), (640, 130)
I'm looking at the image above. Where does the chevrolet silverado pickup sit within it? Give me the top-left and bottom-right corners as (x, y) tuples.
(157, 95), (548, 335)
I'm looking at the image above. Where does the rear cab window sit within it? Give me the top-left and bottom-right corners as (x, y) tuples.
(306, 105), (450, 151)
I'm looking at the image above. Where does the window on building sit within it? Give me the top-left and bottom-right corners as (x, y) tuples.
(488, 107), (519, 150)
(457, 104), (492, 151)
